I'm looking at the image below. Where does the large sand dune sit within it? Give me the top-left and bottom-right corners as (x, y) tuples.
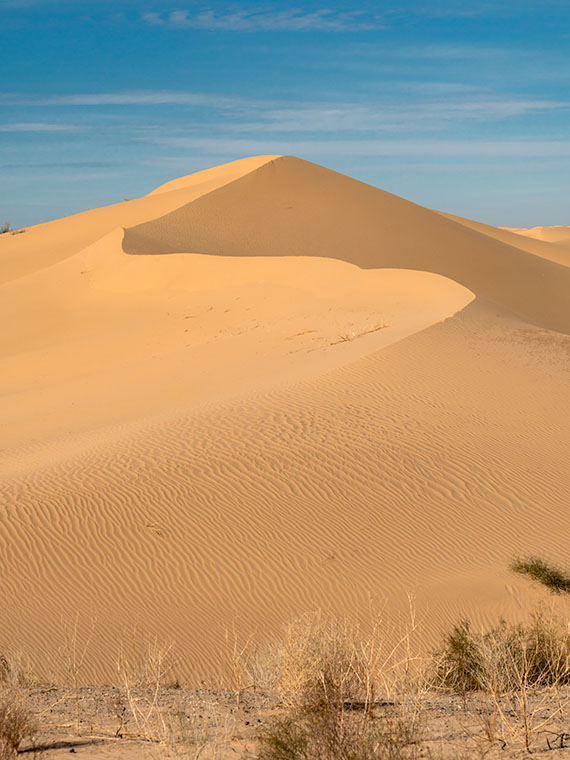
(1, 156), (569, 684)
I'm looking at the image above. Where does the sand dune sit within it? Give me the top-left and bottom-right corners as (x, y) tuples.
(503, 224), (570, 243)
(1, 156), (569, 684)
(0, 155), (278, 285)
(440, 212), (570, 267)
(124, 157), (570, 334)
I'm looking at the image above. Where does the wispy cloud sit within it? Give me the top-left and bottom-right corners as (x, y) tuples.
(17, 90), (245, 107)
(405, 0), (519, 18)
(23, 90), (236, 108)
(0, 160), (129, 168)
(236, 97), (570, 133)
(10, 90), (569, 133)
(403, 0), (570, 19)
(142, 9), (384, 32)
(149, 136), (570, 159)
(0, 121), (81, 132)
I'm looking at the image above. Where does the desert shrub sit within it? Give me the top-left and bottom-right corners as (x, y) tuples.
(258, 704), (418, 760)
(0, 223), (10, 235)
(511, 556), (570, 594)
(434, 611), (570, 695)
(257, 615), (422, 760)
(0, 653), (36, 688)
(274, 616), (373, 714)
(0, 691), (35, 759)
(432, 621), (483, 694)
(258, 717), (309, 760)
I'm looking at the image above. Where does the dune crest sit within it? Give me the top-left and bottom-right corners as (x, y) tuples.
(123, 156), (570, 334)
(0, 155), (279, 285)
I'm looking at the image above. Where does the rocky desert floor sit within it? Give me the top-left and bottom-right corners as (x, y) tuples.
(8, 684), (570, 760)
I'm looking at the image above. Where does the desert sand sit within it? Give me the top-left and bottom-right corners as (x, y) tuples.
(1, 155), (569, 685)
(503, 224), (570, 243)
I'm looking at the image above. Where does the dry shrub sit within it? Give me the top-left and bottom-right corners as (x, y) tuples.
(257, 613), (423, 760)
(434, 609), (570, 753)
(0, 654), (36, 689)
(0, 691), (36, 759)
(275, 615), (374, 713)
(117, 639), (177, 743)
(162, 698), (237, 759)
(434, 610), (570, 695)
(115, 637), (230, 758)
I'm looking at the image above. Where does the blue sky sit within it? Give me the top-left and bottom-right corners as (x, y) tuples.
(1, 0), (569, 227)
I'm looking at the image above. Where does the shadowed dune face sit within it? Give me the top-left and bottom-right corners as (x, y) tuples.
(1, 155), (569, 685)
(123, 156), (570, 335)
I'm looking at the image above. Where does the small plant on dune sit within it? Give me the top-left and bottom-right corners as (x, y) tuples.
(511, 556), (570, 595)
(0, 223), (11, 235)
(257, 614), (423, 760)
(0, 691), (36, 759)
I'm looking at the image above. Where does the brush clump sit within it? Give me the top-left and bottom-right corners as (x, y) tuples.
(511, 556), (570, 595)
(257, 614), (423, 760)
(434, 611), (570, 695)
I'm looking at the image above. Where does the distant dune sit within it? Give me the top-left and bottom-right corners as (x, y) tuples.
(1, 156), (569, 684)
(503, 224), (570, 243)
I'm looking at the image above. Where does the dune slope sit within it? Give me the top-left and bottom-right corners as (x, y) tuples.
(1, 156), (569, 685)
(0, 155), (279, 285)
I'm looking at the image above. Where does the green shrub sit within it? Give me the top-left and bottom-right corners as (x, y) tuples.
(258, 717), (309, 760)
(432, 621), (483, 694)
(511, 556), (570, 594)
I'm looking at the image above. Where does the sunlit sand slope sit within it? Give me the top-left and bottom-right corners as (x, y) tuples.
(2, 300), (568, 684)
(0, 234), (471, 450)
(1, 156), (569, 685)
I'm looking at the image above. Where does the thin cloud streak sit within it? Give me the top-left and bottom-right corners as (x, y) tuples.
(143, 9), (384, 32)
(9, 90), (569, 133)
(234, 98), (570, 133)
(22, 91), (244, 107)
(152, 137), (570, 159)
(0, 121), (81, 132)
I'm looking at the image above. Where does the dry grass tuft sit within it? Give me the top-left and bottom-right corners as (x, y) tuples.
(256, 613), (424, 760)
(0, 653), (36, 689)
(0, 690), (36, 759)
